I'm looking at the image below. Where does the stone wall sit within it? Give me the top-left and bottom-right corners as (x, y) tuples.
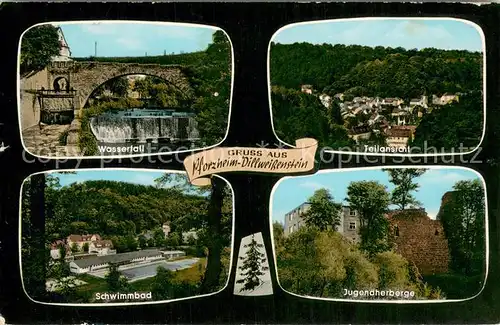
(48, 62), (193, 109)
(387, 209), (449, 275)
(19, 69), (50, 130)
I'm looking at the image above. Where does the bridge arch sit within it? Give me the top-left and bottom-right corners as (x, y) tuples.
(83, 72), (192, 109)
(50, 62), (194, 109)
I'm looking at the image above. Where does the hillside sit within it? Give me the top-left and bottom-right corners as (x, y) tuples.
(269, 42), (483, 98)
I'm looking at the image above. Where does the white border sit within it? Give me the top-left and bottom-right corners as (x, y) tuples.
(269, 165), (489, 303)
(267, 17), (487, 157)
(17, 20), (235, 160)
(18, 168), (236, 307)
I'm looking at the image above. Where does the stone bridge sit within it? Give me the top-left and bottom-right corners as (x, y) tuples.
(47, 61), (193, 111)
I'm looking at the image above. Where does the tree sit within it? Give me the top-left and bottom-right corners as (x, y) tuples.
(21, 174), (47, 299)
(58, 244), (67, 260)
(190, 30), (232, 145)
(105, 76), (129, 97)
(82, 242), (89, 253)
(411, 91), (483, 152)
(105, 263), (128, 292)
(138, 235), (147, 249)
(153, 228), (166, 248)
(437, 179), (486, 275)
(236, 235), (269, 292)
(167, 232), (181, 247)
(277, 227), (378, 297)
(70, 243), (79, 253)
(155, 173), (233, 293)
(346, 181), (391, 257)
(186, 234), (197, 246)
(273, 222), (285, 254)
(384, 169), (427, 210)
(302, 188), (342, 231)
(20, 25), (61, 75)
(125, 234), (138, 251)
(151, 267), (175, 300)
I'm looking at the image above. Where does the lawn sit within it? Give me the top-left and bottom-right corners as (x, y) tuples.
(72, 257), (208, 299)
(130, 257), (207, 291)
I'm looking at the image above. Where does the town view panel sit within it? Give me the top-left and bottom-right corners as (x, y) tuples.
(268, 18), (485, 155)
(271, 167), (488, 301)
(19, 169), (234, 305)
(17, 21), (233, 158)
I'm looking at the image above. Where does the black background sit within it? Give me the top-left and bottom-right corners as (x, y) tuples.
(0, 2), (500, 324)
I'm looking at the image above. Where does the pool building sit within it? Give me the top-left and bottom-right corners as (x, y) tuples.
(69, 249), (186, 274)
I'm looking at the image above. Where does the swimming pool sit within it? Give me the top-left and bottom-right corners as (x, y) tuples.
(120, 258), (200, 281)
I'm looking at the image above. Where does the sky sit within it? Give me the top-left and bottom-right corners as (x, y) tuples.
(273, 19), (483, 52)
(51, 22), (219, 57)
(271, 168), (483, 223)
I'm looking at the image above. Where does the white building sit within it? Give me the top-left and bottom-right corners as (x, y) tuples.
(51, 26), (72, 62)
(283, 203), (361, 243)
(385, 126), (415, 148)
(319, 94), (332, 108)
(182, 229), (198, 243)
(89, 240), (116, 256)
(301, 84), (313, 94)
(50, 240), (68, 259)
(162, 222), (171, 238)
(161, 250), (186, 260)
(66, 234), (102, 251)
(69, 249), (164, 274)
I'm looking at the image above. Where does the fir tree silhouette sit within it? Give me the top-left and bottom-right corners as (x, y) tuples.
(236, 234), (269, 292)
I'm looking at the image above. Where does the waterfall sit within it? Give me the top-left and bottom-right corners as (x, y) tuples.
(90, 110), (199, 143)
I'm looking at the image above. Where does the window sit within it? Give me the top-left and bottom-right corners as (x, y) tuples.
(349, 209), (356, 216)
(349, 222), (356, 230)
(395, 225), (400, 237)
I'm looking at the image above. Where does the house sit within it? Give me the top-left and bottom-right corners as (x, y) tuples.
(368, 113), (383, 126)
(382, 98), (404, 106)
(409, 95), (428, 108)
(432, 93), (459, 105)
(89, 240), (116, 256)
(284, 202), (310, 236)
(334, 93), (344, 101)
(319, 94), (332, 108)
(283, 203), (361, 243)
(301, 84), (313, 94)
(385, 126), (415, 148)
(161, 250), (186, 260)
(440, 93), (459, 104)
(69, 249), (164, 274)
(51, 26), (72, 62)
(162, 222), (171, 238)
(49, 240), (69, 259)
(391, 107), (410, 126)
(348, 125), (372, 143)
(66, 234), (102, 251)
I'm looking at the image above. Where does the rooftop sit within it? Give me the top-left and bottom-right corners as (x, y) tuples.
(72, 249), (163, 268)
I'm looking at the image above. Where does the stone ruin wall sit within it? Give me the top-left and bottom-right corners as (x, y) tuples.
(387, 209), (449, 275)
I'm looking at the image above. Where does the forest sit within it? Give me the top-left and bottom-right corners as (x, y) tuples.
(269, 42), (483, 152)
(274, 169), (486, 300)
(21, 172), (233, 303)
